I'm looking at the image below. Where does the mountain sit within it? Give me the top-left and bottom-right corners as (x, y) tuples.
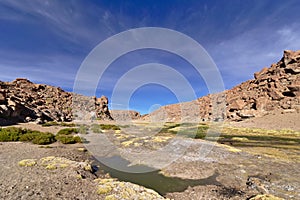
(0, 79), (112, 125)
(143, 50), (300, 122)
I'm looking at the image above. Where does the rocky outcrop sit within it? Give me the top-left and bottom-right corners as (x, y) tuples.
(0, 78), (112, 125)
(110, 110), (141, 121)
(143, 50), (300, 122)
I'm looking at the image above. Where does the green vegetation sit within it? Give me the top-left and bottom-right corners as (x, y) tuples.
(55, 135), (82, 144)
(78, 125), (89, 134)
(158, 123), (209, 139)
(0, 127), (56, 145)
(0, 127), (24, 141)
(42, 121), (76, 127)
(20, 131), (56, 145)
(57, 128), (79, 135)
(91, 124), (103, 133)
(55, 128), (82, 144)
(98, 124), (120, 130)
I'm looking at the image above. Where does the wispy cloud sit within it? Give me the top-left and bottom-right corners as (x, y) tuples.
(208, 23), (300, 89)
(0, 0), (115, 47)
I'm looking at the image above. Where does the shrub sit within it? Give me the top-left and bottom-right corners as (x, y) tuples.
(57, 128), (79, 135)
(194, 125), (209, 139)
(56, 128), (82, 144)
(99, 124), (120, 130)
(42, 121), (76, 127)
(56, 135), (82, 144)
(32, 132), (56, 145)
(19, 130), (56, 145)
(0, 127), (56, 145)
(0, 127), (25, 141)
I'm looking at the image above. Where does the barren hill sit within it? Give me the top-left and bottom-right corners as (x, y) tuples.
(143, 50), (300, 122)
(0, 79), (112, 125)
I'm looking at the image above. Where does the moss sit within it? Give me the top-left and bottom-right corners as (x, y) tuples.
(121, 140), (134, 147)
(40, 156), (74, 170)
(77, 147), (87, 152)
(151, 136), (171, 143)
(18, 159), (37, 167)
(60, 163), (69, 168)
(105, 195), (117, 200)
(76, 174), (83, 179)
(45, 164), (57, 170)
(39, 145), (53, 148)
(97, 185), (112, 194)
(231, 137), (250, 142)
(249, 194), (284, 200)
(83, 164), (92, 171)
(115, 130), (121, 134)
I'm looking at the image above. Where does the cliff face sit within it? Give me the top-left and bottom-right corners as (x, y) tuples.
(110, 110), (141, 121)
(143, 50), (300, 122)
(0, 79), (112, 125)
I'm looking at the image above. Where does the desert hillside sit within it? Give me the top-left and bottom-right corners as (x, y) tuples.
(144, 50), (300, 122)
(0, 79), (112, 125)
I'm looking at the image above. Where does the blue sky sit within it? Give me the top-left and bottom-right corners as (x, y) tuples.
(0, 0), (300, 114)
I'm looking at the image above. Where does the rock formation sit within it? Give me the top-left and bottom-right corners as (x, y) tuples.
(0, 79), (112, 125)
(110, 110), (141, 121)
(144, 50), (300, 122)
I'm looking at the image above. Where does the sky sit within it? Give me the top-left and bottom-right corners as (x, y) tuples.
(0, 0), (300, 114)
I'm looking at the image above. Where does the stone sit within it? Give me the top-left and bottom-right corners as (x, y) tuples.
(0, 78), (113, 124)
(0, 92), (6, 103)
(142, 50), (300, 122)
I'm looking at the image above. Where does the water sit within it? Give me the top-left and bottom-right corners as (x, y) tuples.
(93, 155), (220, 195)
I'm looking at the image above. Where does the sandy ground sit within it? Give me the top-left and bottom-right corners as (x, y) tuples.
(0, 142), (101, 200)
(1, 114), (299, 200)
(229, 112), (300, 131)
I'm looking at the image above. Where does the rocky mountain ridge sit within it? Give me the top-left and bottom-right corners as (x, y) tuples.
(0, 79), (112, 125)
(143, 50), (300, 122)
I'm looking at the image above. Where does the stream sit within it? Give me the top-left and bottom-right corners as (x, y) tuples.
(92, 155), (221, 195)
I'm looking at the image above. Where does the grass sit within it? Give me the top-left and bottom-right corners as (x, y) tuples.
(158, 123), (209, 139)
(90, 124), (103, 133)
(41, 121), (76, 127)
(98, 124), (120, 130)
(0, 127), (56, 145)
(55, 135), (82, 144)
(155, 122), (300, 160)
(55, 128), (82, 144)
(20, 131), (56, 145)
(57, 128), (79, 135)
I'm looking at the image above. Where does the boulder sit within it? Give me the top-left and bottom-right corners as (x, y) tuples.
(0, 79), (113, 125)
(143, 50), (300, 122)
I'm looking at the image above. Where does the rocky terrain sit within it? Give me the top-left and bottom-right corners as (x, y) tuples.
(0, 79), (112, 125)
(110, 110), (141, 122)
(0, 142), (166, 200)
(143, 50), (300, 122)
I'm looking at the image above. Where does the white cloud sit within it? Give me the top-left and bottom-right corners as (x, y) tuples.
(209, 23), (300, 89)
